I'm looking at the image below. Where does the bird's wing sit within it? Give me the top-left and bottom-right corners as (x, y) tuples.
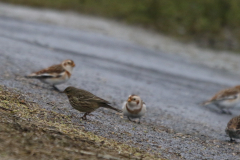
(210, 88), (239, 102)
(35, 64), (65, 75)
(76, 89), (110, 104)
(28, 64), (65, 78)
(71, 97), (97, 110)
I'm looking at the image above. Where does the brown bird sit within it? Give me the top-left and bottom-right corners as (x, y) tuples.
(202, 85), (240, 114)
(225, 115), (240, 141)
(63, 86), (122, 120)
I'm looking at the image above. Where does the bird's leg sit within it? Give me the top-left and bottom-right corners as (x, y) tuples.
(29, 82), (41, 88)
(87, 113), (94, 116)
(52, 85), (61, 92)
(127, 117), (140, 124)
(227, 109), (232, 115)
(127, 116), (133, 122)
(220, 108), (228, 114)
(138, 118), (141, 124)
(216, 104), (225, 114)
(69, 112), (73, 118)
(81, 112), (89, 120)
(230, 137), (235, 142)
(221, 110), (226, 114)
(221, 109), (232, 115)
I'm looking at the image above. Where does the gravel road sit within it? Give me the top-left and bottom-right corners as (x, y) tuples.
(0, 3), (240, 160)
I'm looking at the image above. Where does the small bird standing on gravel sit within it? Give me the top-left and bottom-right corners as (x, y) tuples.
(122, 95), (146, 124)
(202, 85), (240, 114)
(225, 115), (240, 141)
(63, 86), (122, 120)
(25, 59), (75, 91)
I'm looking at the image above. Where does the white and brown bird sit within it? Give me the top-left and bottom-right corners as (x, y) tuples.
(203, 85), (240, 114)
(26, 59), (75, 90)
(225, 115), (240, 141)
(122, 95), (146, 124)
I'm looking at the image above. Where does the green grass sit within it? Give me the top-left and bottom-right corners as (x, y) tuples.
(2, 0), (240, 50)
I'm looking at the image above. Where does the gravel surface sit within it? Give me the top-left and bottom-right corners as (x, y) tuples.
(0, 3), (240, 160)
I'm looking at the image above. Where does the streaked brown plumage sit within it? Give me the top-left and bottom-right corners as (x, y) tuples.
(63, 86), (122, 120)
(203, 85), (240, 114)
(225, 115), (240, 141)
(204, 88), (239, 104)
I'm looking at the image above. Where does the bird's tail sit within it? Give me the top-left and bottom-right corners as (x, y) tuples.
(25, 73), (38, 78)
(103, 104), (122, 113)
(201, 100), (212, 106)
(25, 73), (52, 79)
(25, 75), (35, 79)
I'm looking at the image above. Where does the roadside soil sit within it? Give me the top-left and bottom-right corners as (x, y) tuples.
(0, 85), (160, 159)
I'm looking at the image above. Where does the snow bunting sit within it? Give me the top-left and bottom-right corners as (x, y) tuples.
(26, 59), (75, 90)
(203, 85), (240, 114)
(63, 86), (122, 120)
(122, 95), (146, 124)
(225, 115), (240, 141)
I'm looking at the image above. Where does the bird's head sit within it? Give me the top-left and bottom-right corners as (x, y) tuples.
(62, 59), (75, 72)
(127, 95), (141, 106)
(63, 86), (76, 95)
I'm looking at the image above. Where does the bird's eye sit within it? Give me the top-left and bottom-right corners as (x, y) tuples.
(133, 98), (136, 100)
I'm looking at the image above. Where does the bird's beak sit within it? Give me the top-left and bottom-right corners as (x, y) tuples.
(72, 62), (76, 67)
(127, 98), (131, 102)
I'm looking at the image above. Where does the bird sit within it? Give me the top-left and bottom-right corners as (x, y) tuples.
(25, 59), (75, 91)
(63, 86), (122, 120)
(225, 115), (240, 141)
(202, 85), (240, 114)
(122, 95), (146, 124)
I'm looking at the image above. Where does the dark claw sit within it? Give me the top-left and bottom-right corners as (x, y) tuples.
(127, 116), (133, 122)
(230, 137), (235, 142)
(81, 116), (87, 120)
(81, 112), (90, 120)
(128, 117), (141, 124)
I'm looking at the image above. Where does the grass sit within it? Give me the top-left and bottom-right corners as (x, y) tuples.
(1, 0), (240, 51)
(0, 85), (163, 159)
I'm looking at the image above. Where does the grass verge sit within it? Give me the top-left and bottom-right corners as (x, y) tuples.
(0, 85), (162, 160)
(1, 0), (240, 50)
